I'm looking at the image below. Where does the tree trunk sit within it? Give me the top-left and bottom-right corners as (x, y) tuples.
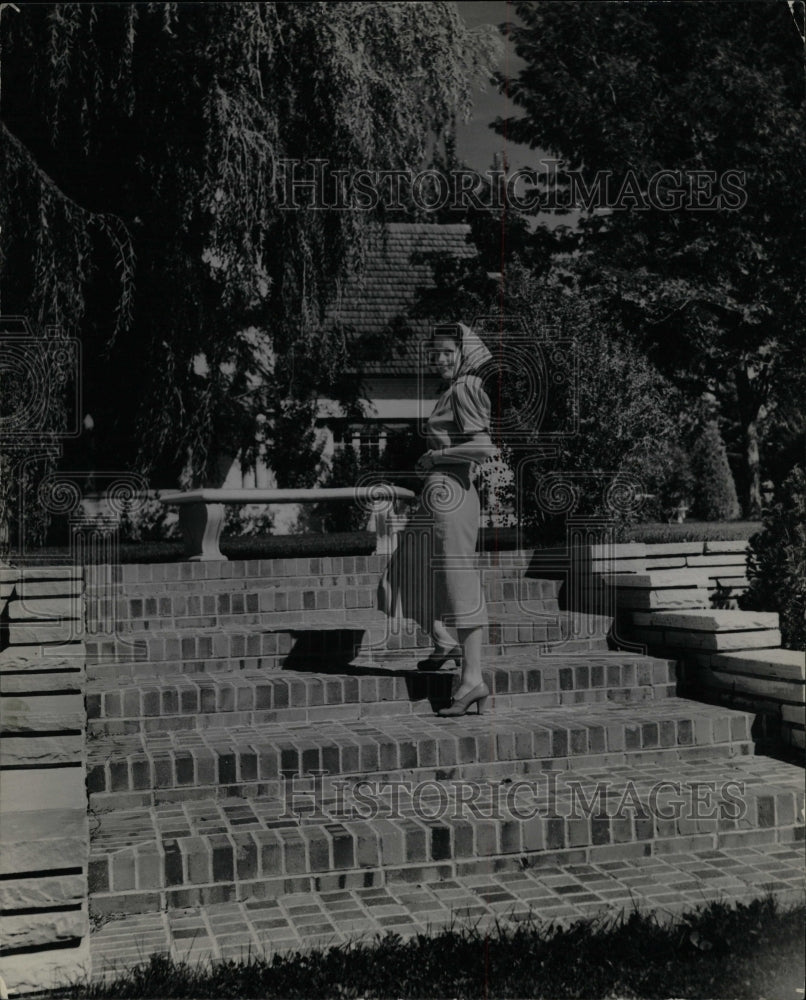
(735, 364), (762, 517)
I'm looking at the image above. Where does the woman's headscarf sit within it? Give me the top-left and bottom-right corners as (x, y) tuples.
(433, 322), (493, 381)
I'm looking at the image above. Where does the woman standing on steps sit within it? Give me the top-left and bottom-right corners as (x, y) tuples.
(378, 322), (497, 717)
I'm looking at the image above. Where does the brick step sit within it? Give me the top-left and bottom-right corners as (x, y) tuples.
(85, 634), (610, 682)
(88, 599), (564, 636)
(83, 551), (541, 589)
(83, 560), (554, 610)
(85, 575), (561, 622)
(87, 652), (678, 736)
(87, 753), (805, 916)
(86, 576), (561, 603)
(86, 699), (752, 809)
(88, 842), (806, 971)
(83, 611), (613, 675)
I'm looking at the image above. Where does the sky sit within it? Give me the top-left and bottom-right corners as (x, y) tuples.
(453, 1), (577, 230)
(454, 0), (533, 174)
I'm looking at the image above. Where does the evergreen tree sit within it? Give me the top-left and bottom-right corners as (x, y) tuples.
(689, 421), (741, 521)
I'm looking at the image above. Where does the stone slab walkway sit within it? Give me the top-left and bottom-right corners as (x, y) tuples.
(90, 843), (805, 980)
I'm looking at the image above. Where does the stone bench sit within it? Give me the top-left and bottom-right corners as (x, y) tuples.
(159, 486), (416, 561)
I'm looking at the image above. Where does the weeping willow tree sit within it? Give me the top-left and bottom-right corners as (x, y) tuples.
(0, 2), (498, 531)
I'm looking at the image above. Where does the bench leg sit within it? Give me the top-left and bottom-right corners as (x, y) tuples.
(370, 498), (401, 555)
(178, 502), (227, 561)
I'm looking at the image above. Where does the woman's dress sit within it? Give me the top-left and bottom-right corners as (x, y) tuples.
(378, 374), (493, 631)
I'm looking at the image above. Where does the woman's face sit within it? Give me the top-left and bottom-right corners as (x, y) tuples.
(431, 337), (458, 381)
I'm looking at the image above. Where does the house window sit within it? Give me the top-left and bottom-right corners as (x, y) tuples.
(333, 425), (387, 461)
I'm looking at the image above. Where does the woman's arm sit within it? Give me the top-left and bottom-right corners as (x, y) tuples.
(416, 375), (496, 475)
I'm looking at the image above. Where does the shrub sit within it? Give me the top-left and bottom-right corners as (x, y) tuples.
(620, 520), (760, 544)
(657, 443), (696, 521)
(741, 465), (806, 650)
(12, 531), (377, 564)
(300, 429), (423, 535)
(689, 421), (741, 520)
(222, 503), (275, 538)
(118, 493), (180, 542)
(297, 446), (374, 534)
(461, 264), (703, 542)
(523, 322), (695, 541)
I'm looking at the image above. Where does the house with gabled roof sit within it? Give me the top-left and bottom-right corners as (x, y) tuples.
(317, 221), (479, 464)
(220, 221), (484, 531)
(230, 222), (480, 487)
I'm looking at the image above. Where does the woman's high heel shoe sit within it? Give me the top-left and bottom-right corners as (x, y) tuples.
(416, 644), (462, 672)
(437, 681), (490, 717)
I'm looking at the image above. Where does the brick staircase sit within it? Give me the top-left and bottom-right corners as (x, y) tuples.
(83, 553), (805, 967)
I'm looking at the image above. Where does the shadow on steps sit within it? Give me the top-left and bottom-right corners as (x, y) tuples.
(282, 628), (454, 710)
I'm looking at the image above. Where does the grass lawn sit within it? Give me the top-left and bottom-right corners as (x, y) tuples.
(57, 898), (804, 999)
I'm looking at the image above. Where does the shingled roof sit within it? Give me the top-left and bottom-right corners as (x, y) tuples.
(326, 222), (478, 375)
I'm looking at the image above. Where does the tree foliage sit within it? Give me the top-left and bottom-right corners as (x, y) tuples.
(741, 466), (806, 650)
(501, 266), (698, 535)
(1, 3), (498, 494)
(494, 0), (806, 514)
(403, 252), (695, 538)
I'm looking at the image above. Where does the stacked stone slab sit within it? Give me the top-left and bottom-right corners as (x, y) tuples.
(0, 567), (90, 995)
(530, 540), (751, 618)
(82, 553), (804, 932)
(574, 541), (805, 755)
(600, 540), (750, 607)
(625, 611), (804, 750)
(682, 645), (804, 753)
